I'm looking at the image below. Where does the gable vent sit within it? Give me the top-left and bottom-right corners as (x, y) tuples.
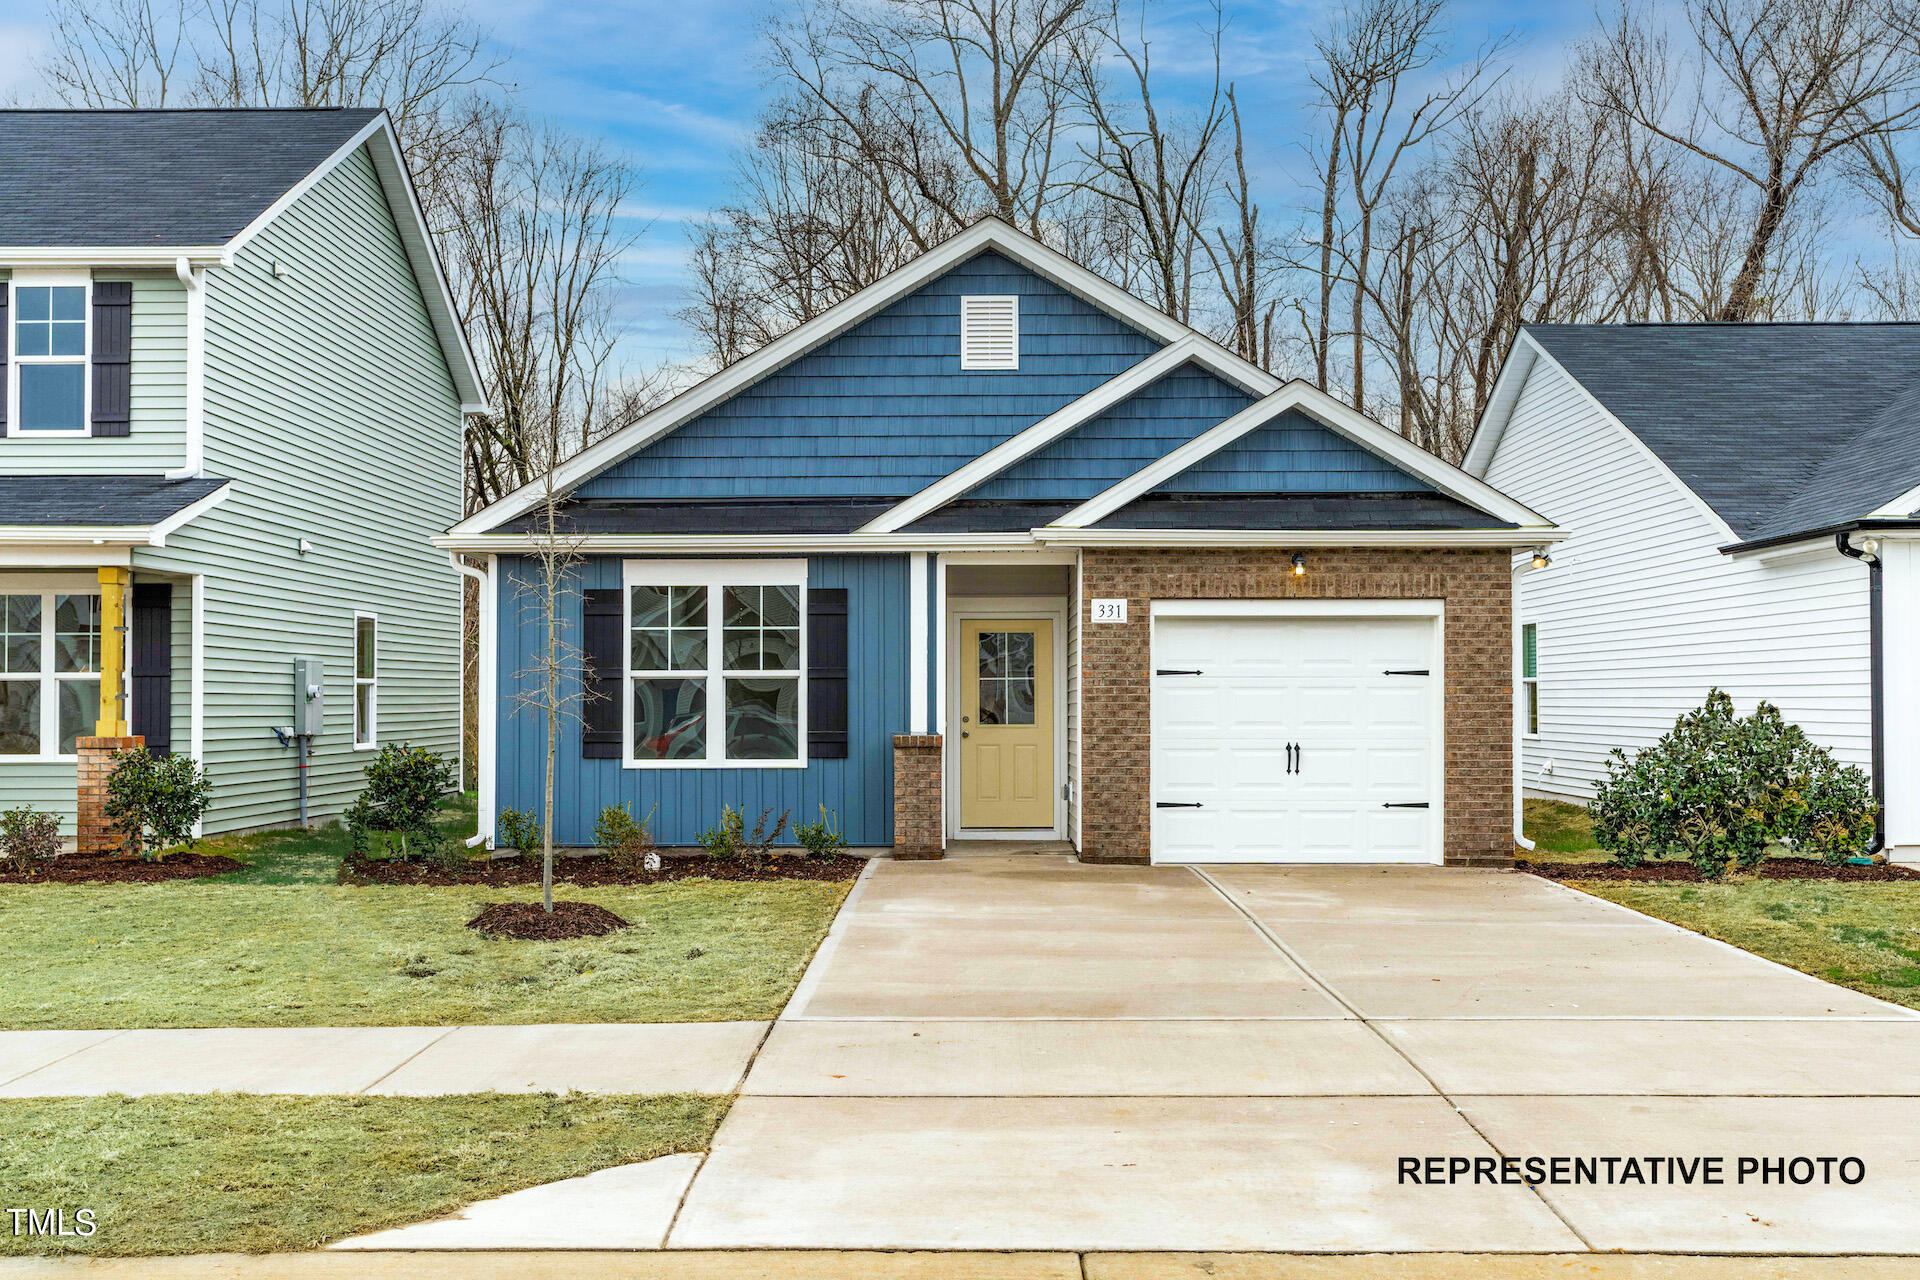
(960, 295), (1019, 370)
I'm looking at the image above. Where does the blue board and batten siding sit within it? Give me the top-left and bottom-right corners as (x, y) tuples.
(574, 251), (1164, 501)
(496, 554), (911, 847)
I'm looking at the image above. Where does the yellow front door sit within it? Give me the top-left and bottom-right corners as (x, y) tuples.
(958, 618), (1055, 829)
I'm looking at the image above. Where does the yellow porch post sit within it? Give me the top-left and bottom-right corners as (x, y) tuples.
(95, 567), (130, 737)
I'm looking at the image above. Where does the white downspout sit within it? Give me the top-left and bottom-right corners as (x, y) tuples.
(451, 552), (495, 848)
(1512, 553), (1543, 851)
(166, 257), (205, 480)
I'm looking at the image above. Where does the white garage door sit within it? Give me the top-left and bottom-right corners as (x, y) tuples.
(1151, 611), (1440, 864)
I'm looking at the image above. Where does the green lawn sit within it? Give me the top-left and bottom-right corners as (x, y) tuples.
(0, 1092), (726, 1256)
(1524, 798), (1920, 1012)
(0, 878), (849, 1028)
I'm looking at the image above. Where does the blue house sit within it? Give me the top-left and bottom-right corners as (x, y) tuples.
(446, 220), (1561, 866)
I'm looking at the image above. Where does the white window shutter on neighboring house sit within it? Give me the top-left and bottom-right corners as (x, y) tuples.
(960, 295), (1019, 370)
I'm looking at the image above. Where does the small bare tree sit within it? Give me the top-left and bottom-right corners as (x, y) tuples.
(509, 419), (590, 915)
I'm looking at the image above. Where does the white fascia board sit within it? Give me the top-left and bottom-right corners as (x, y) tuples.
(0, 248), (226, 269)
(1519, 337), (1741, 545)
(862, 336), (1232, 533)
(223, 113), (487, 411)
(431, 531), (1042, 555)
(451, 218), (1239, 538)
(0, 545), (132, 567)
(1461, 334), (1540, 477)
(147, 483), (233, 545)
(0, 527), (153, 547)
(1869, 480), (1920, 519)
(1032, 528), (1567, 549)
(1050, 380), (1553, 531)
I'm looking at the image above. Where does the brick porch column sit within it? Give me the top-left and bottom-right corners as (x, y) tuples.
(892, 734), (944, 860)
(77, 736), (142, 856)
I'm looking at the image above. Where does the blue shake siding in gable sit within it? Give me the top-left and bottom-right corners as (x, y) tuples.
(966, 363), (1253, 500)
(573, 251), (1163, 501)
(496, 553), (911, 847)
(1156, 408), (1434, 495)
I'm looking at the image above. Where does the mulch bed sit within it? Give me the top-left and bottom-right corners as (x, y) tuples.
(467, 900), (631, 940)
(0, 853), (245, 884)
(340, 850), (866, 887)
(1526, 857), (1920, 884)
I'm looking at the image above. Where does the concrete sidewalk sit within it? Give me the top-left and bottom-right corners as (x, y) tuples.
(0, 1022), (767, 1096)
(3, 1254), (1918, 1278)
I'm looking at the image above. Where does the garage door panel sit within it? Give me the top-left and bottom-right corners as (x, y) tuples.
(1152, 612), (1439, 866)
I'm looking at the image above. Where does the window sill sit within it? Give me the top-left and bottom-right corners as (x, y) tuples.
(353, 740), (379, 752)
(621, 758), (807, 771)
(0, 754), (81, 764)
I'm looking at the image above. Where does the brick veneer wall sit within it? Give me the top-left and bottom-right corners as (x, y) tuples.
(892, 734), (945, 859)
(1077, 548), (1513, 867)
(77, 735), (143, 856)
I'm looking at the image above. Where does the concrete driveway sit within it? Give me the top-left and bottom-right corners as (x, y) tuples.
(664, 855), (1920, 1255)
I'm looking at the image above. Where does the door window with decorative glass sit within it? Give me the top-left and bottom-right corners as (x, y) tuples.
(977, 630), (1036, 725)
(12, 283), (88, 433)
(626, 569), (803, 765)
(0, 591), (102, 757)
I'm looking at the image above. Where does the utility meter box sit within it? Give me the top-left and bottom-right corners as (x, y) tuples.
(293, 657), (324, 737)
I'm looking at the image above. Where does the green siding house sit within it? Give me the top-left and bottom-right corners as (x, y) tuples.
(0, 108), (483, 836)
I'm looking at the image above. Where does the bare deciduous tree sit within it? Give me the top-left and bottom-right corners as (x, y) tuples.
(1583, 0), (1920, 320)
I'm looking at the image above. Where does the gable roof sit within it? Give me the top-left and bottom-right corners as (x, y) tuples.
(1468, 323), (1920, 545)
(451, 217), (1559, 546)
(0, 108), (483, 411)
(0, 109), (380, 248)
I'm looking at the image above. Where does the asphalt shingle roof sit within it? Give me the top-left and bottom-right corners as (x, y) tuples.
(1523, 323), (1920, 543)
(0, 109), (380, 247)
(0, 476), (228, 527)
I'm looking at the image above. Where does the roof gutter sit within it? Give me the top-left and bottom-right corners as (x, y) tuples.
(1835, 532), (1887, 855)
(1720, 518), (1920, 557)
(0, 247), (230, 269)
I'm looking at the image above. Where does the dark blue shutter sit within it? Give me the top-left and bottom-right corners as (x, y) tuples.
(808, 588), (849, 759)
(0, 284), (9, 437)
(581, 588), (623, 759)
(91, 280), (132, 437)
(131, 583), (172, 755)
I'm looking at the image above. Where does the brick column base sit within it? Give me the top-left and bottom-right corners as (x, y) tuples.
(892, 734), (944, 860)
(77, 736), (142, 856)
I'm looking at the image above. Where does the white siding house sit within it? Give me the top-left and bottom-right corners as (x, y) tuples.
(1468, 325), (1920, 860)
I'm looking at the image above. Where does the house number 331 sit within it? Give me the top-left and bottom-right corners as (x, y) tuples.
(1090, 599), (1128, 623)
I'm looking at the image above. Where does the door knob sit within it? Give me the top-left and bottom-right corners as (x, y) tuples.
(961, 731), (970, 739)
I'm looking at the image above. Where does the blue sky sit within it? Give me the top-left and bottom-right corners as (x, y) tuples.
(0, 0), (1597, 372)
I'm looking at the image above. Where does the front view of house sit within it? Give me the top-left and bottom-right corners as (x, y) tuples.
(446, 221), (1561, 866)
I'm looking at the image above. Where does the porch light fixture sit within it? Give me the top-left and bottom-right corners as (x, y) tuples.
(1531, 549), (1552, 570)
(1290, 553), (1306, 576)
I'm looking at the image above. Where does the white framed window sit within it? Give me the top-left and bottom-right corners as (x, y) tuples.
(959, 294), (1018, 370)
(353, 613), (377, 749)
(622, 559), (806, 769)
(9, 274), (90, 435)
(1521, 622), (1539, 737)
(0, 580), (103, 761)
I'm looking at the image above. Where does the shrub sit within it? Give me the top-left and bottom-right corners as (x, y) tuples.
(593, 802), (659, 874)
(1590, 689), (1877, 878)
(497, 807), (539, 856)
(0, 806), (60, 862)
(103, 750), (213, 861)
(794, 805), (848, 861)
(342, 743), (457, 861)
(697, 805), (789, 868)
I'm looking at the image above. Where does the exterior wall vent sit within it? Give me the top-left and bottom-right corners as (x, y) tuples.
(960, 295), (1019, 370)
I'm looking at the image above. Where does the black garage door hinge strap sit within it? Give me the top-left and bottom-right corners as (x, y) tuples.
(1382, 802), (1431, 809)
(1156, 802), (1204, 809)
(1383, 669), (1430, 676)
(1156, 669), (1204, 676)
